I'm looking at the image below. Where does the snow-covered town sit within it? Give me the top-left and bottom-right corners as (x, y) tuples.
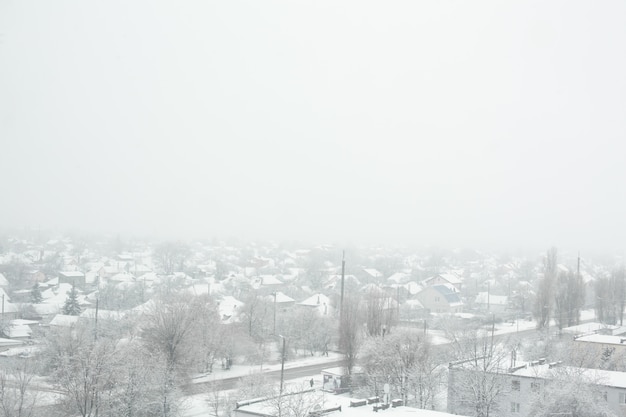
(2, 1), (626, 416)
(0, 235), (625, 416)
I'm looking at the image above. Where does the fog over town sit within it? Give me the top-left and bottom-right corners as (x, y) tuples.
(2, 1), (626, 253)
(1, 1), (626, 417)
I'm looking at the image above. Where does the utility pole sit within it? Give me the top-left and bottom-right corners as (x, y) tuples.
(94, 296), (99, 341)
(396, 285), (400, 322)
(340, 250), (345, 324)
(273, 292), (277, 335)
(279, 335), (286, 395)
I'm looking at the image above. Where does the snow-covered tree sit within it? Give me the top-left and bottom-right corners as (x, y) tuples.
(30, 281), (42, 304)
(534, 247), (558, 329)
(63, 284), (82, 316)
(359, 328), (442, 408)
(446, 326), (511, 417)
(339, 295), (363, 378)
(0, 359), (38, 417)
(527, 367), (616, 417)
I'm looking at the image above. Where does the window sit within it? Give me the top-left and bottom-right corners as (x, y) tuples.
(435, 297), (440, 302)
(510, 402), (520, 413)
(602, 391), (608, 401)
(619, 392), (626, 404)
(530, 382), (540, 393)
(511, 380), (520, 391)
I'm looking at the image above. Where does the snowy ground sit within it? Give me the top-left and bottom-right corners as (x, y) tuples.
(181, 310), (598, 416)
(183, 365), (334, 417)
(190, 351), (344, 384)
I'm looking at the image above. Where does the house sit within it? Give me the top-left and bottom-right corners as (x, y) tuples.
(0, 300), (19, 320)
(5, 319), (37, 339)
(572, 333), (626, 357)
(474, 291), (509, 313)
(251, 275), (284, 293)
(387, 272), (411, 285)
(362, 268), (383, 280)
(58, 271), (86, 287)
(268, 291), (295, 308)
(49, 314), (82, 328)
(451, 359), (626, 417)
(423, 273), (463, 292)
(415, 284), (463, 314)
(324, 274), (360, 292)
(298, 293), (333, 316)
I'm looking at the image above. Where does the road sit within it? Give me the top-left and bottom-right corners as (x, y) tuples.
(183, 358), (345, 395)
(183, 320), (577, 397)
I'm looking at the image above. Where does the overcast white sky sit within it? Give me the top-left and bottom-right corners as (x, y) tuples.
(1, 1), (625, 252)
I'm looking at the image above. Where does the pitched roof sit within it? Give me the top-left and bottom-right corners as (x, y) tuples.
(475, 292), (508, 306)
(299, 293), (331, 307)
(432, 284), (462, 305)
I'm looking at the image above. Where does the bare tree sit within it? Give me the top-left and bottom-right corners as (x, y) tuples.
(140, 294), (204, 417)
(446, 327), (511, 417)
(280, 308), (334, 357)
(527, 367), (615, 417)
(141, 294), (201, 371)
(55, 338), (118, 417)
(0, 359), (38, 417)
(554, 270), (585, 331)
(339, 295), (363, 379)
(269, 388), (324, 417)
(534, 247), (557, 329)
(594, 270), (625, 326)
(359, 328), (438, 408)
(364, 287), (387, 337)
(153, 242), (191, 275)
(238, 291), (273, 346)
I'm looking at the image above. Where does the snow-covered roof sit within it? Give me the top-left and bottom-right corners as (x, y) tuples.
(32, 303), (60, 316)
(573, 333), (626, 346)
(6, 323), (32, 338)
(387, 272), (410, 284)
(299, 293), (331, 307)
(269, 291), (295, 304)
(0, 338), (24, 348)
(511, 363), (626, 389)
(258, 275), (283, 286)
(563, 322), (620, 335)
(80, 308), (124, 320)
(474, 292), (508, 306)
(59, 271), (85, 278)
(363, 268), (383, 278)
(0, 273), (8, 286)
(436, 272), (463, 284)
(109, 272), (135, 282)
(49, 314), (82, 327)
(11, 319), (39, 326)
